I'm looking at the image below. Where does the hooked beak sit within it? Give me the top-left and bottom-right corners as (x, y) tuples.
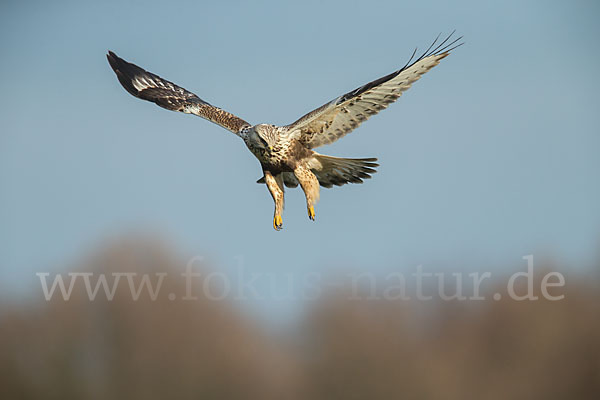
(268, 145), (273, 151)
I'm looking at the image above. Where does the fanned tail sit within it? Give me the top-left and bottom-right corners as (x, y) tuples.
(256, 154), (379, 188)
(309, 154), (378, 188)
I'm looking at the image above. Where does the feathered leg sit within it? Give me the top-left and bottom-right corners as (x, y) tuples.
(294, 164), (320, 222)
(264, 171), (285, 230)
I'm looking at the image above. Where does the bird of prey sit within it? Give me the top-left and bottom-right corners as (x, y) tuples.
(107, 33), (462, 230)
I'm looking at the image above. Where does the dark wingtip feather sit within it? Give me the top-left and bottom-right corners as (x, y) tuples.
(106, 50), (121, 71)
(106, 51), (146, 97)
(403, 31), (464, 71)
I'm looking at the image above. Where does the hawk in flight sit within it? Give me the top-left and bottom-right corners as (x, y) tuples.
(107, 33), (462, 230)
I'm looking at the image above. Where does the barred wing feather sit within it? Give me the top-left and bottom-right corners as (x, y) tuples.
(107, 51), (250, 134)
(286, 33), (462, 148)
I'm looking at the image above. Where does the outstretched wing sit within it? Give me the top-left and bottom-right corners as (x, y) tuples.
(286, 33), (462, 148)
(107, 51), (251, 135)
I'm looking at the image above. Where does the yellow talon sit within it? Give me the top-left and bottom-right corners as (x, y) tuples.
(273, 215), (283, 231)
(308, 206), (315, 221)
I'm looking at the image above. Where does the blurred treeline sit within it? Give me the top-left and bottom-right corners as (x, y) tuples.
(1, 238), (599, 399)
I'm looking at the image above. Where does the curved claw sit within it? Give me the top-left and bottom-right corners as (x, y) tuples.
(273, 215), (283, 231)
(308, 206), (316, 221)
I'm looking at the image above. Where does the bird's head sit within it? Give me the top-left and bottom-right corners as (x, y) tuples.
(251, 124), (278, 151)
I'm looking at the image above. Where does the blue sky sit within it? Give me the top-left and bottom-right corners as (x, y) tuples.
(1, 0), (599, 316)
